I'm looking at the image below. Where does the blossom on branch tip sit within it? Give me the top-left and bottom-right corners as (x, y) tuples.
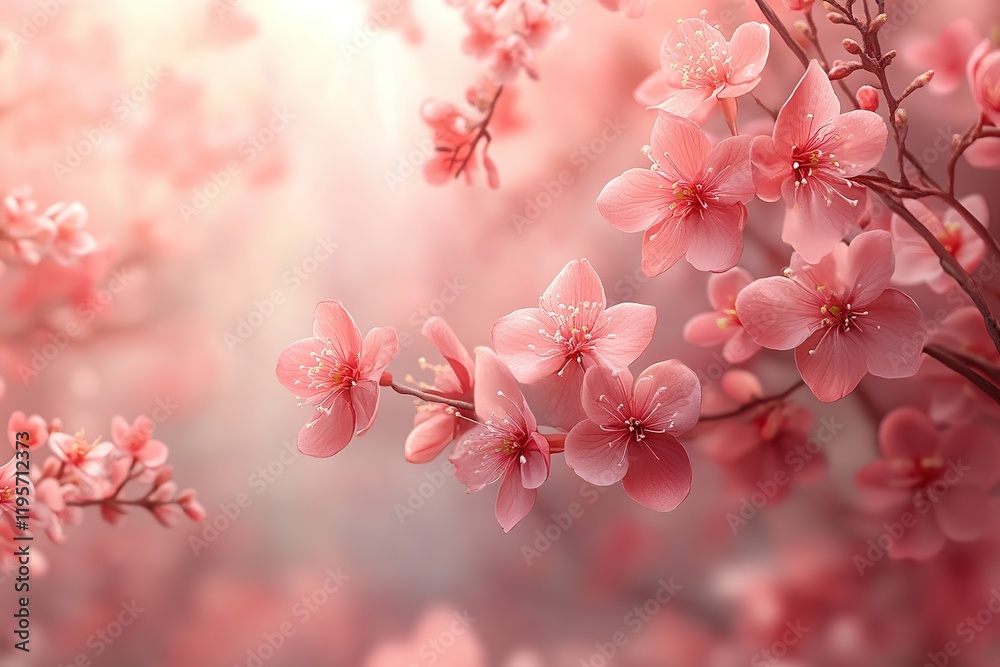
(276, 301), (399, 457)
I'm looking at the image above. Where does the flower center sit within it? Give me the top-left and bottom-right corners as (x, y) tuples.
(887, 455), (944, 488)
(66, 430), (102, 465)
(668, 11), (732, 90)
(937, 221), (962, 255)
(0, 484), (13, 503)
(819, 299), (868, 333)
(529, 292), (606, 375)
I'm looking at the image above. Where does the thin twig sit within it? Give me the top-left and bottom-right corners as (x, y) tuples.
(700, 380), (806, 421)
(925, 345), (1000, 405)
(390, 380), (475, 413)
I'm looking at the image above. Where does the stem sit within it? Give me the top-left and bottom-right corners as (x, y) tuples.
(453, 85), (503, 180)
(924, 345), (1000, 406)
(803, 10), (859, 109)
(753, 0), (809, 68)
(932, 344), (1000, 386)
(751, 92), (778, 120)
(948, 119), (983, 195)
(389, 380), (475, 413)
(700, 380), (805, 421)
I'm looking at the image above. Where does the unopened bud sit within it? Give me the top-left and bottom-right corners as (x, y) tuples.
(827, 12), (852, 25)
(868, 13), (888, 33)
(901, 70), (934, 99)
(843, 39), (863, 55)
(894, 108), (908, 129)
(881, 50), (898, 66)
(828, 60), (863, 80)
(857, 85), (880, 111)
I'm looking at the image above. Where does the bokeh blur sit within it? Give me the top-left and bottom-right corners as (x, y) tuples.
(0, 0), (999, 665)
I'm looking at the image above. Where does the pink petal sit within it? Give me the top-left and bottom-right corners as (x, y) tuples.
(111, 415), (130, 445)
(312, 301), (363, 359)
(359, 326), (398, 380)
(564, 420), (630, 486)
(934, 488), (991, 541)
(862, 289), (924, 379)
(781, 178), (866, 264)
(423, 317), (475, 391)
(523, 362), (586, 431)
(655, 87), (715, 120)
(965, 137), (1000, 169)
(597, 169), (671, 233)
(520, 432), (550, 489)
(137, 439), (169, 468)
(633, 360), (701, 434)
(772, 60), (842, 156)
(750, 135), (787, 202)
(700, 420), (762, 464)
(841, 230), (896, 306)
(684, 311), (735, 347)
(735, 276), (821, 349)
(794, 328), (869, 401)
(939, 424), (1000, 488)
(492, 308), (565, 383)
(591, 302), (656, 369)
(878, 407), (940, 459)
(649, 111), (710, 179)
(351, 381), (381, 435)
(725, 22), (770, 87)
(831, 110), (889, 176)
(641, 218), (695, 276)
(856, 459), (904, 489)
(704, 135), (755, 204)
(723, 330), (760, 363)
(473, 347), (533, 431)
(634, 69), (679, 106)
(546, 258), (606, 309)
(298, 402), (355, 458)
(888, 511), (946, 560)
(496, 466), (535, 532)
(404, 409), (456, 463)
(709, 266), (754, 309)
(579, 364), (632, 426)
(685, 204), (746, 272)
(621, 433), (692, 511)
(276, 338), (323, 396)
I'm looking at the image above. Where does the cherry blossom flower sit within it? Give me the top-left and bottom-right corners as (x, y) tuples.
(736, 231), (924, 402)
(404, 317), (476, 463)
(635, 13), (770, 134)
(40, 202), (96, 265)
(48, 430), (119, 492)
(492, 259), (656, 429)
(449, 347), (550, 532)
(919, 307), (1000, 424)
(597, 0), (647, 19)
(564, 361), (701, 511)
(683, 267), (761, 363)
(597, 112), (755, 275)
(7, 411), (49, 450)
(0, 456), (19, 522)
(700, 372), (822, 502)
(967, 40), (1000, 125)
(276, 301), (399, 457)
(904, 19), (979, 94)
(890, 194), (989, 293)
(856, 407), (1000, 560)
(111, 415), (169, 467)
(751, 60), (888, 263)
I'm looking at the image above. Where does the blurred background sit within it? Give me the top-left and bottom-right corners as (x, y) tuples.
(0, 0), (999, 665)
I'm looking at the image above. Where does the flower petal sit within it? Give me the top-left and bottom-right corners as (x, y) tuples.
(735, 276), (821, 350)
(621, 433), (692, 511)
(794, 327), (869, 401)
(597, 169), (671, 233)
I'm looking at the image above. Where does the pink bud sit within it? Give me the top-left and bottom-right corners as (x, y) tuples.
(101, 503), (128, 526)
(152, 505), (180, 528)
(783, 0), (814, 9)
(857, 86), (880, 111)
(153, 466), (174, 487)
(148, 481), (178, 504)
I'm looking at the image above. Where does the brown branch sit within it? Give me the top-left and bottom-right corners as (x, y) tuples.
(453, 85), (503, 180)
(390, 380), (475, 413)
(925, 345), (1000, 406)
(700, 380), (805, 421)
(753, 0), (809, 68)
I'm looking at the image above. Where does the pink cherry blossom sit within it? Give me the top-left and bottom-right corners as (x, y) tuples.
(7, 411), (49, 450)
(0, 456), (19, 522)
(597, 112), (755, 275)
(40, 202), (96, 265)
(597, 0), (647, 19)
(111, 415), (169, 467)
(904, 19), (979, 94)
(965, 135), (1000, 169)
(700, 373), (822, 503)
(967, 40), (1000, 125)
(683, 267), (761, 363)
(449, 347), (550, 532)
(564, 361), (700, 511)
(492, 259), (656, 429)
(919, 307), (1000, 424)
(856, 85), (879, 111)
(49, 430), (118, 485)
(856, 407), (1000, 560)
(404, 317), (477, 463)
(782, 0), (814, 9)
(275, 301), (399, 457)
(736, 230), (924, 402)
(751, 60), (888, 263)
(890, 194), (989, 293)
(636, 13), (770, 134)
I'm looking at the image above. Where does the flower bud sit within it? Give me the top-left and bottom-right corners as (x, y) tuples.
(152, 505), (180, 528)
(867, 13), (888, 33)
(857, 85), (880, 111)
(843, 39), (862, 55)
